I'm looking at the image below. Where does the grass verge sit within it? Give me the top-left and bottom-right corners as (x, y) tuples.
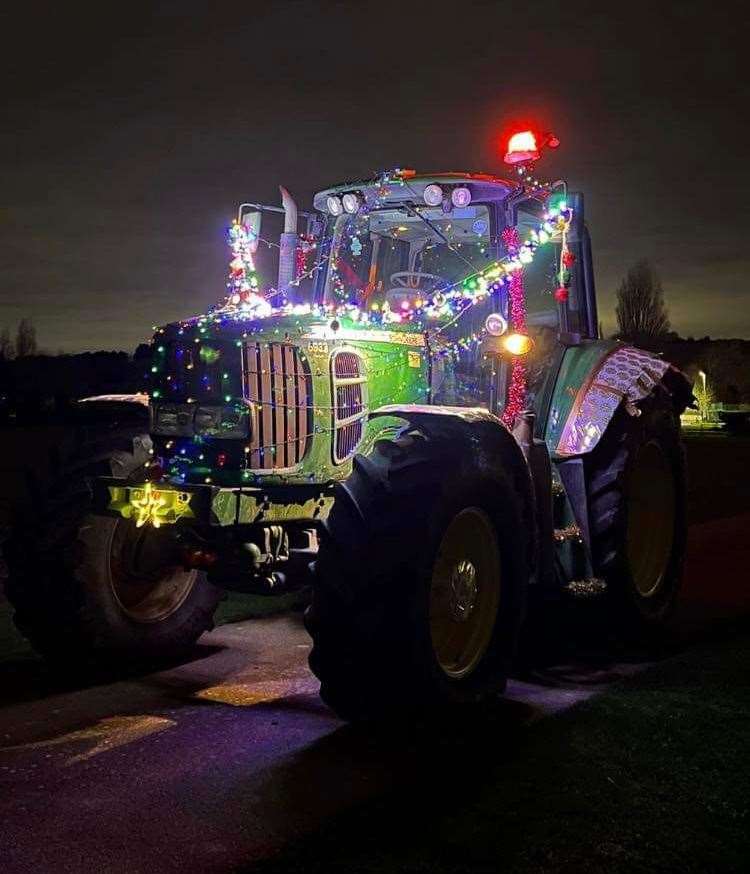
(251, 631), (750, 874)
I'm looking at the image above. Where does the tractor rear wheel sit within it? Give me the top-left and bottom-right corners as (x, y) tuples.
(4, 420), (221, 665)
(585, 390), (687, 631)
(306, 432), (530, 721)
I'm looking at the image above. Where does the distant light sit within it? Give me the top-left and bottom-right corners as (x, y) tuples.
(423, 184), (444, 206)
(342, 192), (361, 214)
(451, 186), (472, 208)
(502, 332), (534, 355)
(326, 195), (343, 215)
(504, 130), (540, 165)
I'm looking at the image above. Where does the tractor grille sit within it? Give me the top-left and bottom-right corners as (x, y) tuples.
(243, 343), (312, 470)
(332, 351), (367, 464)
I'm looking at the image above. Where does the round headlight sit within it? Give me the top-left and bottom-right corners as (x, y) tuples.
(342, 192), (361, 214)
(451, 186), (472, 208)
(484, 312), (508, 337)
(423, 184), (444, 207)
(326, 195), (343, 216)
(502, 332), (534, 356)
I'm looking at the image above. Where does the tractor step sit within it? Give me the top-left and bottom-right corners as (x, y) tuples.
(564, 578), (607, 598)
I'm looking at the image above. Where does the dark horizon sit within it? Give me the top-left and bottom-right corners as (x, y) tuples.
(3, 1), (747, 353)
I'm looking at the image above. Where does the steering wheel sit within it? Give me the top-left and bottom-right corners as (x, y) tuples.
(385, 272), (446, 305)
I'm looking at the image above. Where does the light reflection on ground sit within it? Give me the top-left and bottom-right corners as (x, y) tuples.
(2, 714), (175, 765)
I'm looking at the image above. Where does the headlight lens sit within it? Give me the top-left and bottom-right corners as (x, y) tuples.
(423, 184), (443, 206)
(326, 195), (343, 216)
(151, 403), (249, 438)
(155, 405), (179, 429)
(342, 192), (361, 214)
(152, 403), (193, 435)
(194, 406), (222, 433)
(194, 405), (249, 438)
(502, 333), (534, 356)
(451, 186), (472, 208)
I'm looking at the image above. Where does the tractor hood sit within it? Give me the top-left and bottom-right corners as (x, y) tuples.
(154, 306), (425, 352)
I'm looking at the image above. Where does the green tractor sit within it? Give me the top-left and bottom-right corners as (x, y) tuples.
(5, 130), (690, 718)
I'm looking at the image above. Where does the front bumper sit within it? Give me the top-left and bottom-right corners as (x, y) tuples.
(95, 478), (335, 528)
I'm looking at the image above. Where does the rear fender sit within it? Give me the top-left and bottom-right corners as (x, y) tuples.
(545, 343), (692, 458)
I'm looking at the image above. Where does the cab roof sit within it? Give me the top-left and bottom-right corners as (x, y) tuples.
(312, 171), (521, 213)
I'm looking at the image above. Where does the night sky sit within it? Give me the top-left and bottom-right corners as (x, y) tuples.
(3, 1), (747, 353)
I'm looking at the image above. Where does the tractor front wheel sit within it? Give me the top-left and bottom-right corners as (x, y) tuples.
(306, 433), (530, 721)
(4, 426), (221, 665)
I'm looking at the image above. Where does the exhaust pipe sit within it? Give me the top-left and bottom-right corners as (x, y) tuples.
(278, 186), (298, 298)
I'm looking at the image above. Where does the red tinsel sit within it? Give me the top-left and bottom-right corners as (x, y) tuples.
(501, 226), (528, 427)
(501, 225), (519, 252)
(295, 234), (317, 279)
(295, 244), (306, 279)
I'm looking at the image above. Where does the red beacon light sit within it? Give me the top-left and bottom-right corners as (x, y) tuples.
(503, 129), (560, 165)
(504, 130), (539, 165)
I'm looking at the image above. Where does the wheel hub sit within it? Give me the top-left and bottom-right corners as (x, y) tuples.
(428, 507), (502, 680)
(449, 559), (479, 621)
(109, 520), (198, 623)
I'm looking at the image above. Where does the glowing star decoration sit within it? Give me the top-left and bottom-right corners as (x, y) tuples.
(131, 483), (167, 528)
(110, 482), (194, 528)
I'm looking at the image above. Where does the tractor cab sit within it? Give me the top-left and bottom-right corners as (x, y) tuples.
(312, 174), (511, 314)
(304, 168), (598, 420)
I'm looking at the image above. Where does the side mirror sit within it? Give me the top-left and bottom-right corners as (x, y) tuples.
(238, 207), (261, 254)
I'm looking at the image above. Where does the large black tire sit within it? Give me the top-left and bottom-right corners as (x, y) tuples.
(306, 429), (531, 721)
(585, 388), (687, 631)
(4, 410), (222, 663)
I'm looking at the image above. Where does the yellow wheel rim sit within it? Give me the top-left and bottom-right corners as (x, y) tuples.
(108, 520), (198, 623)
(429, 507), (501, 679)
(626, 441), (676, 598)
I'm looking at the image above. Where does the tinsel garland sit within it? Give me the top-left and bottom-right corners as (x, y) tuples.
(501, 227), (527, 426)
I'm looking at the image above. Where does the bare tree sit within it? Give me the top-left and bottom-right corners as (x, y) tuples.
(615, 260), (670, 342)
(15, 317), (38, 357)
(0, 327), (14, 360)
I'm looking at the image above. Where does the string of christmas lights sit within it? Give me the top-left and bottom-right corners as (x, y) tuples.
(167, 201), (573, 345)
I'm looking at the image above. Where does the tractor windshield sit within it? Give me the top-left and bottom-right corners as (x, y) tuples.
(322, 205), (492, 310)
